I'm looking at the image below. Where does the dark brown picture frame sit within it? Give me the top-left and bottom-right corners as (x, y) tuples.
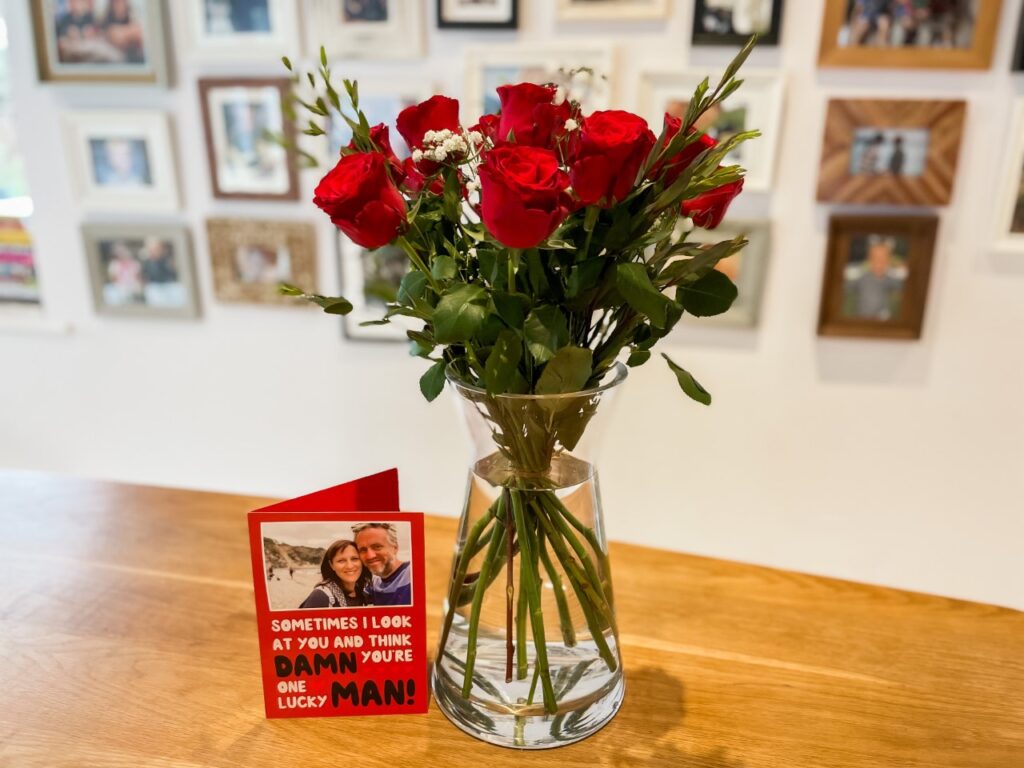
(818, 215), (937, 340)
(817, 99), (965, 206)
(198, 77), (298, 202)
(692, 0), (784, 46)
(437, 0), (518, 29)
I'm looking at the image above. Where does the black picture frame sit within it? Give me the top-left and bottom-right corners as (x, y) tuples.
(1013, 7), (1024, 71)
(692, 0), (784, 46)
(437, 0), (518, 30)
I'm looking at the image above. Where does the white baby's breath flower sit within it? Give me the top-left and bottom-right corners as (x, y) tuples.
(412, 148), (424, 163)
(433, 146), (448, 161)
(466, 179), (480, 193)
(468, 130), (483, 145)
(423, 130), (437, 143)
(564, 118), (579, 132)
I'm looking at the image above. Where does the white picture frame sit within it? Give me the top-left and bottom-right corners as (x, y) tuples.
(337, 231), (418, 342)
(557, 0), (669, 20)
(463, 43), (615, 122)
(306, 0), (424, 60)
(173, 0), (301, 61)
(993, 97), (1024, 252)
(639, 68), (784, 193)
(63, 111), (179, 213)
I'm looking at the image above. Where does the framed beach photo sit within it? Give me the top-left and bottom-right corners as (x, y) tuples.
(174, 0), (300, 61)
(307, 0), (424, 59)
(639, 68), (783, 192)
(692, 0), (784, 46)
(198, 77), (298, 201)
(437, 0), (518, 29)
(62, 111), (178, 212)
(556, 0), (669, 20)
(30, 0), (168, 85)
(337, 232), (417, 342)
(817, 98), (965, 206)
(206, 218), (317, 305)
(684, 219), (770, 328)
(818, 0), (1001, 69)
(83, 223), (199, 319)
(464, 44), (614, 120)
(818, 215), (936, 340)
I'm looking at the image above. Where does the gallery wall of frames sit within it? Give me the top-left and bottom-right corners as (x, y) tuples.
(2, 0), (1024, 609)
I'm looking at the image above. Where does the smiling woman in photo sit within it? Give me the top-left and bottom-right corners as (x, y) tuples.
(299, 539), (372, 608)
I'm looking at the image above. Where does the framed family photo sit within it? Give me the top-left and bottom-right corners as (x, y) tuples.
(174, 0), (300, 61)
(198, 77), (298, 201)
(817, 98), (965, 206)
(692, 0), (784, 46)
(437, 0), (518, 29)
(557, 0), (669, 20)
(307, 0), (424, 59)
(83, 223), (199, 318)
(206, 218), (317, 305)
(639, 68), (783, 192)
(337, 232), (415, 342)
(30, 0), (169, 85)
(684, 219), (771, 328)
(62, 111), (178, 212)
(818, 215), (936, 340)
(818, 0), (1001, 69)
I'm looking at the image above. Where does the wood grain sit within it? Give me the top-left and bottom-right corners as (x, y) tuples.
(0, 471), (1021, 767)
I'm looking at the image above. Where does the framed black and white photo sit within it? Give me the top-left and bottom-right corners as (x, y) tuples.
(174, 0), (300, 61)
(437, 0), (517, 29)
(692, 0), (784, 46)
(307, 0), (424, 59)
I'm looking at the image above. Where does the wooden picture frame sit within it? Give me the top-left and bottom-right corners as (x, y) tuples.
(198, 77), (298, 202)
(818, 0), (1002, 70)
(817, 215), (936, 340)
(206, 218), (317, 305)
(557, 0), (668, 20)
(816, 99), (965, 206)
(174, 0), (301, 62)
(437, 0), (518, 29)
(692, 0), (784, 46)
(307, 0), (424, 59)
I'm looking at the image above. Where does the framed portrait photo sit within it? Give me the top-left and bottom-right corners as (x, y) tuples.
(818, 0), (1002, 69)
(818, 215), (937, 340)
(639, 68), (783, 192)
(557, 0), (668, 20)
(692, 0), (784, 46)
(83, 223), (199, 319)
(337, 232), (417, 342)
(683, 219), (770, 328)
(307, 0), (424, 59)
(174, 0), (300, 61)
(437, 0), (517, 29)
(198, 77), (298, 201)
(62, 111), (178, 212)
(464, 44), (614, 120)
(30, 0), (168, 85)
(816, 98), (965, 206)
(206, 218), (317, 305)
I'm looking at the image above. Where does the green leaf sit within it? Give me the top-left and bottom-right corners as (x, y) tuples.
(484, 330), (523, 395)
(523, 305), (569, 363)
(657, 236), (747, 287)
(397, 271), (428, 304)
(281, 55), (293, 71)
(492, 291), (530, 329)
(279, 284), (353, 315)
(419, 360), (447, 402)
(278, 283), (303, 296)
(566, 259), (604, 299)
(616, 262), (675, 328)
(626, 349), (651, 367)
(677, 270), (738, 317)
(535, 347), (593, 395)
(433, 284), (488, 344)
(662, 353), (711, 406)
(431, 254), (458, 281)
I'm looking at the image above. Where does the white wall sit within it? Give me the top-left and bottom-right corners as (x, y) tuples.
(2, 0), (1022, 610)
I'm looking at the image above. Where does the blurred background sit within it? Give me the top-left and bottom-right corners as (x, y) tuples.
(0, 0), (1021, 610)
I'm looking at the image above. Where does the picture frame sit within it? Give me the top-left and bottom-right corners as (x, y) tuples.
(692, 0), (784, 46)
(83, 223), (200, 319)
(206, 218), (317, 305)
(684, 219), (771, 328)
(173, 0), (301, 61)
(62, 111), (179, 213)
(639, 68), (784, 192)
(307, 0), (424, 59)
(464, 44), (615, 120)
(0, 218), (41, 306)
(556, 0), (668, 20)
(993, 97), (1024, 249)
(818, 0), (1002, 70)
(198, 77), (299, 202)
(336, 231), (417, 342)
(817, 215), (937, 340)
(30, 0), (169, 85)
(816, 98), (965, 206)
(437, 0), (518, 29)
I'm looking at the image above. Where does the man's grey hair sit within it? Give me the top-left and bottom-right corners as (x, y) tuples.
(352, 522), (399, 550)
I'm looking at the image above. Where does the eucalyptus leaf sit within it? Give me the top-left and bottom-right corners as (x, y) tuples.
(535, 347), (593, 395)
(662, 353), (711, 406)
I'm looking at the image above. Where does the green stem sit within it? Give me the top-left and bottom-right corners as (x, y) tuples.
(538, 528), (576, 647)
(546, 495), (614, 610)
(396, 236), (442, 293)
(539, 494), (610, 612)
(516, 564), (528, 680)
(438, 502), (498, 654)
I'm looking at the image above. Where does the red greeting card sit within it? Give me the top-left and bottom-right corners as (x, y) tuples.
(247, 469), (428, 718)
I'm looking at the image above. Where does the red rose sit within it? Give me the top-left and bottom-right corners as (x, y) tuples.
(396, 95), (461, 150)
(478, 145), (571, 249)
(496, 83), (571, 148)
(650, 114), (716, 187)
(401, 157), (444, 195)
(471, 113), (501, 145)
(570, 110), (655, 207)
(348, 123), (404, 181)
(681, 178), (744, 229)
(313, 152), (406, 249)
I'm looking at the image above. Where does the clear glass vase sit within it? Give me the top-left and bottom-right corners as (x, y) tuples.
(432, 362), (627, 749)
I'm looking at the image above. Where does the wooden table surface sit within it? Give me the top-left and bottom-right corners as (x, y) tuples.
(0, 470), (1021, 768)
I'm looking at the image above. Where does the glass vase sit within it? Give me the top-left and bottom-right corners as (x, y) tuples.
(432, 363), (627, 749)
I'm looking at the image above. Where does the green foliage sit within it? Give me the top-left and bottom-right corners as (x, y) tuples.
(662, 353), (711, 406)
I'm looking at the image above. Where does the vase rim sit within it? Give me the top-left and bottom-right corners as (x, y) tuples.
(445, 360), (628, 400)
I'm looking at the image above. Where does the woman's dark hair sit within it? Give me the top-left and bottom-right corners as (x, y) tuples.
(104, 0), (133, 23)
(319, 539), (370, 604)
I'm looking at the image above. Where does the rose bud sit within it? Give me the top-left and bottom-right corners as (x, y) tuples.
(680, 177), (744, 230)
(347, 123), (404, 182)
(570, 110), (656, 207)
(313, 152), (407, 249)
(495, 82), (571, 148)
(649, 114), (717, 187)
(396, 95), (461, 150)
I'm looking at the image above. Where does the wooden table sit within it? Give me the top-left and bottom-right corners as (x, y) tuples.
(0, 470), (1021, 767)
